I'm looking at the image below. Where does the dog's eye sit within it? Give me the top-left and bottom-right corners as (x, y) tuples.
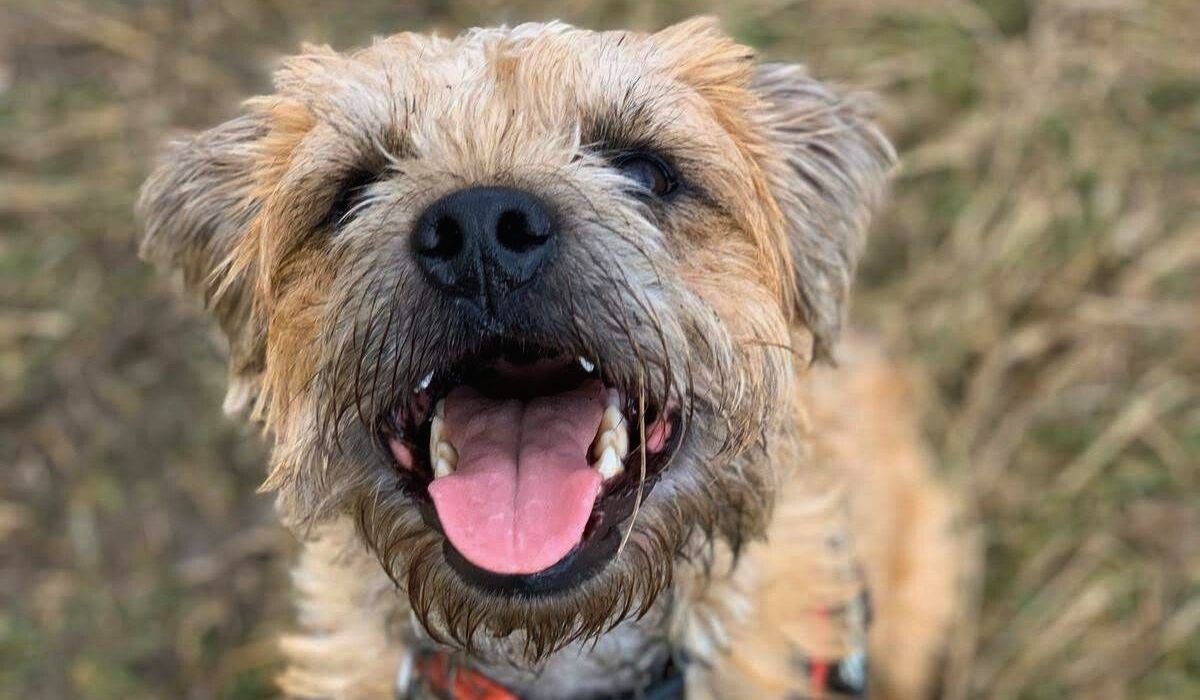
(613, 153), (677, 198)
(322, 170), (378, 231)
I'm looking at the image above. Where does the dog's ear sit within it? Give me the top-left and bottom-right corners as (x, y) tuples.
(754, 63), (895, 362)
(137, 114), (268, 413)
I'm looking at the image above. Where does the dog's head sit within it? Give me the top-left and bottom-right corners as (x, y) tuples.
(139, 18), (891, 660)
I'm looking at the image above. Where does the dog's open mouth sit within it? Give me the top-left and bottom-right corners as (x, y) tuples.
(380, 341), (679, 588)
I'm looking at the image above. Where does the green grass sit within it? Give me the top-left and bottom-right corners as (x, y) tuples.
(1, 0), (1196, 697)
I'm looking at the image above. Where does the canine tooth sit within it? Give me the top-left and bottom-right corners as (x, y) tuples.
(433, 457), (455, 479)
(416, 372), (433, 392)
(595, 445), (624, 480)
(429, 416), (444, 455)
(605, 388), (621, 409)
(600, 405), (624, 431)
(578, 357), (595, 373)
(592, 423), (630, 461)
(591, 432), (605, 461)
(612, 422), (629, 458)
(434, 399), (445, 418)
(436, 441), (458, 466)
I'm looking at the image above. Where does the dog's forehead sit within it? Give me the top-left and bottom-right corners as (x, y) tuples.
(406, 23), (647, 83)
(276, 21), (755, 154)
(371, 23), (679, 110)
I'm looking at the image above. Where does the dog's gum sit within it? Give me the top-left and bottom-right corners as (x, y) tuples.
(389, 439), (415, 471)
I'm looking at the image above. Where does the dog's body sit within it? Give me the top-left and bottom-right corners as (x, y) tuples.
(139, 19), (959, 699)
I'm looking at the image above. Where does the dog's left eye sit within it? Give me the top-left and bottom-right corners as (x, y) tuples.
(321, 170), (379, 231)
(613, 153), (677, 198)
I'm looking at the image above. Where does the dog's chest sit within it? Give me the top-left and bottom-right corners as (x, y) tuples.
(406, 614), (674, 700)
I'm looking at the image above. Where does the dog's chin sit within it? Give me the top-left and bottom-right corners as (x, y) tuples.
(377, 338), (683, 595)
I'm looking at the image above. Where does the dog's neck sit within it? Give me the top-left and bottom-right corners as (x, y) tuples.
(406, 597), (677, 699)
(400, 531), (759, 699)
(478, 613), (674, 699)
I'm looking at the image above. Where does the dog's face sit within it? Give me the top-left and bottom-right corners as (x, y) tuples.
(139, 18), (890, 660)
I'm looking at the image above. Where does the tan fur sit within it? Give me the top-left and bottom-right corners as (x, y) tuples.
(278, 520), (403, 700)
(138, 17), (960, 699)
(806, 334), (961, 698)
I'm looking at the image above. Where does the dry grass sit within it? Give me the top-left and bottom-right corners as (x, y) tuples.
(1, 1), (1196, 698)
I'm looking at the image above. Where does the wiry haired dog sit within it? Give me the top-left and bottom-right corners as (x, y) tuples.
(138, 18), (960, 699)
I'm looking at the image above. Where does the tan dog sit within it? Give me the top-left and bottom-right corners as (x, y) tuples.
(138, 18), (959, 699)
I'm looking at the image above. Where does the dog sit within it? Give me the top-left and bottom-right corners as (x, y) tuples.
(137, 18), (960, 699)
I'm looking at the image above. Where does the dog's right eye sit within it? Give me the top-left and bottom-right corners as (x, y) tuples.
(613, 152), (678, 198)
(322, 170), (379, 231)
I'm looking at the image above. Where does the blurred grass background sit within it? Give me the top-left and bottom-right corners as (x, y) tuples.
(1, 0), (1196, 698)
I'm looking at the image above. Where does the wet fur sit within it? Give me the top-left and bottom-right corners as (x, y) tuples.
(138, 18), (959, 699)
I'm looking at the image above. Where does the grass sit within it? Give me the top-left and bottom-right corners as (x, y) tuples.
(1, 0), (1196, 697)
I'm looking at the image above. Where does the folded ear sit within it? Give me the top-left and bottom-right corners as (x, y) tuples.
(754, 63), (895, 361)
(137, 114), (267, 413)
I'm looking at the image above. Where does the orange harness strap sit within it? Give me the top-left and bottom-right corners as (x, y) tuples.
(412, 651), (519, 700)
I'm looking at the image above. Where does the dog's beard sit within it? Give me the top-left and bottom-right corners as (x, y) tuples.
(357, 487), (671, 661)
(353, 420), (773, 662)
(269, 281), (786, 659)
(313, 301), (784, 659)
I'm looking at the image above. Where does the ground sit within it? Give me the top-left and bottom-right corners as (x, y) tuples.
(1, 1), (1196, 698)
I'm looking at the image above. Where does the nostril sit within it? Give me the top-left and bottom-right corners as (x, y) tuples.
(496, 209), (546, 253)
(425, 216), (464, 260)
(412, 188), (555, 302)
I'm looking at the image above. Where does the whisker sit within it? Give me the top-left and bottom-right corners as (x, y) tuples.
(617, 370), (648, 558)
(352, 276), (390, 432)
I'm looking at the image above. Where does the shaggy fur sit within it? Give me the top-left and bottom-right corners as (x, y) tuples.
(138, 18), (960, 699)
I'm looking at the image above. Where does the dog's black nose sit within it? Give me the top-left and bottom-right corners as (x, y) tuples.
(412, 186), (555, 306)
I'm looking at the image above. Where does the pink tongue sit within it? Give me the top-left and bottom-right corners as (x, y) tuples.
(428, 381), (605, 574)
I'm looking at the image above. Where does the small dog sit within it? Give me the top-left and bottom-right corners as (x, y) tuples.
(139, 18), (960, 699)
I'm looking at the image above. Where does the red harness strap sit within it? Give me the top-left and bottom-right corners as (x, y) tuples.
(805, 591), (871, 698)
(405, 650), (687, 700)
(810, 657), (832, 696)
(406, 593), (870, 699)
(408, 643), (865, 700)
(413, 651), (519, 700)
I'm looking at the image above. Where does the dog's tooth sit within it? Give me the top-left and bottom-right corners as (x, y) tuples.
(605, 388), (621, 410)
(600, 405), (623, 432)
(416, 371), (433, 392)
(429, 416), (444, 456)
(589, 430), (603, 461)
(433, 457), (455, 479)
(590, 430), (608, 461)
(591, 425), (629, 461)
(595, 445), (623, 481)
(592, 402), (623, 459)
(436, 441), (458, 467)
(612, 421), (629, 458)
(434, 399), (445, 418)
(578, 356), (595, 373)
